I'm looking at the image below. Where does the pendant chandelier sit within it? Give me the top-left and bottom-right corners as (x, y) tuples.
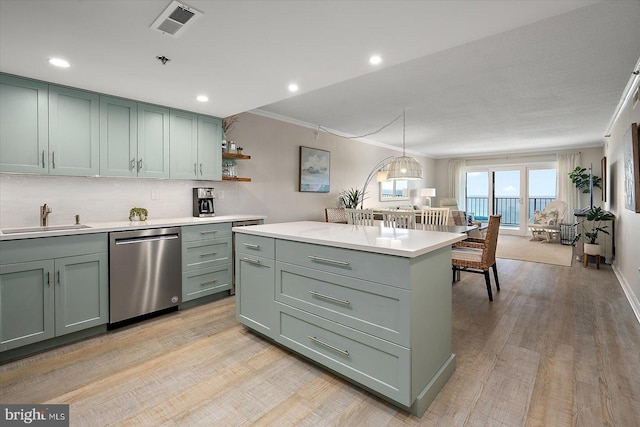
(386, 109), (423, 180)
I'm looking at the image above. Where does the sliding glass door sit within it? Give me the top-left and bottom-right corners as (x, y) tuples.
(466, 164), (557, 236)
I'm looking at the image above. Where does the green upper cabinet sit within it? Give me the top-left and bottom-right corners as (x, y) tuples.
(0, 75), (49, 174)
(170, 110), (198, 179)
(137, 103), (170, 178)
(48, 85), (100, 176)
(198, 115), (222, 181)
(1, 73), (223, 181)
(99, 96), (138, 178)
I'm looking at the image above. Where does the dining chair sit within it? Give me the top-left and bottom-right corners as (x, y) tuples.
(381, 210), (416, 229)
(324, 207), (347, 223)
(345, 208), (375, 226)
(451, 215), (501, 301)
(421, 207), (450, 225)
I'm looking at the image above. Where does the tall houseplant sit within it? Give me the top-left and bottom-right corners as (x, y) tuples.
(569, 166), (602, 193)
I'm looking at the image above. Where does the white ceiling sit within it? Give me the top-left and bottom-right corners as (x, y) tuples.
(1, 1), (639, 158)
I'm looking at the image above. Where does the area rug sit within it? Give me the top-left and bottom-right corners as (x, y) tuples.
(495, 235), (573, 267)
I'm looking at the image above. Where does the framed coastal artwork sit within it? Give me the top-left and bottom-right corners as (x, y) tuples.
(623, 122), (640, 212)
(299, 146), (330, 192)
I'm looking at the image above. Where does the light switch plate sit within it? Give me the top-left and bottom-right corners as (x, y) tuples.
(151, 190), (159, 200)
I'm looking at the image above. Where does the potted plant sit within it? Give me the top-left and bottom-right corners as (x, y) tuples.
(578, 206), (615, 255)
(129, 207), (148, 221)
(569, 166), (602, 193)
(339, 188), (366, 209)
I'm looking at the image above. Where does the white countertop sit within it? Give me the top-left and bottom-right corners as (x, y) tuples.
(232, 221), (467, 258)
(0, 215), (266, 241)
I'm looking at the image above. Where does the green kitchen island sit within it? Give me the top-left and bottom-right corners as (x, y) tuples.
(233, 221), (466, 416)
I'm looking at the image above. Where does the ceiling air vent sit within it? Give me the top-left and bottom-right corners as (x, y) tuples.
(150, 1), (203, 37)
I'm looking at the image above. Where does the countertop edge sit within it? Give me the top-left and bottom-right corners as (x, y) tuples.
(0, 215), (266, 241)
(233, 222), (466, 258)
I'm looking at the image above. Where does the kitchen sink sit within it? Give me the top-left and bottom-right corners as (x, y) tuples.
(2, 224), (92, 234)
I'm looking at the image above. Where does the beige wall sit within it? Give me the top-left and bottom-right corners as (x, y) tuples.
(604, 92), (640, 320)
(222, 112), (436, 223)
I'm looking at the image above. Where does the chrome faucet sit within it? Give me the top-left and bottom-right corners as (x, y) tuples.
(40, 204), (52, 226)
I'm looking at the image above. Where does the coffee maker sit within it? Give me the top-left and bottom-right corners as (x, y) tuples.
(193, 187), (215, 217)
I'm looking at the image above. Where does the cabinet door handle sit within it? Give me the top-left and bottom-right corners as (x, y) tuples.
(199, 163), (203, 175)
(137, 158), (143, 172)
(194, 163), (197, 175)
(242, 257), (262, 265)
(56, 270), (61, 286)
(308, 290), (350, 306)
(242, 243), (260, 249)
(308, 255), (350, 267)
(46, 271), (50, 286)
(200, 279), (218, 286)
(200, 230), (218, 235)
(42, 150), (46, 169)
(130, 158), (136, 171)
(52, 151), (56, 169)
(200, 252), (217, 257)
(308, 336), (349, 356)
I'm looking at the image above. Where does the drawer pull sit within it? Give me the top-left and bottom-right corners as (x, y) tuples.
(307, 255), (350, 267)
(309, 336), (349, 357)
(242, 257), (262, 265)
(308, 290), (350, 306)
(242, 243), (260, 249)
(200, 252), (217, 257)
(200, 279), (218, 286)
(200, 230), (218, 235)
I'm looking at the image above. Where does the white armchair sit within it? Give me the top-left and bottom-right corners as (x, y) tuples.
(527, 201), (567, 242)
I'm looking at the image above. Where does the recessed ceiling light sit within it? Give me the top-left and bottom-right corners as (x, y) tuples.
(196, 95), (209, 102)
(49, 58), (70, 68)
(288, 83), (299, 92)
(369, 55), (382, 65)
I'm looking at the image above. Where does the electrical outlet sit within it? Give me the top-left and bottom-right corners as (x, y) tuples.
(217, 190), (224, 200)
(151, 190), (159, 200)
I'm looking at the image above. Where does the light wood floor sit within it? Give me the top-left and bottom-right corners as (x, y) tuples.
(2, 258), (640, 426)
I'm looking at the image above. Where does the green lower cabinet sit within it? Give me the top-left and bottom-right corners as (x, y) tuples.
(54, 253), (108, 336)
(0, 234), (108, 354)
(182, 264), (232, 303)
(235, 254), (275, 337)
(0, 260), (55, 351)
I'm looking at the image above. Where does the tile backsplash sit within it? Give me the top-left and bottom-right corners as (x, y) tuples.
(0, 174), (236, 228)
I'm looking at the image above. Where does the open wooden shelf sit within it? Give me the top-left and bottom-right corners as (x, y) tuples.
(222, 152), (251, 160)
(222, 176), (251, 182)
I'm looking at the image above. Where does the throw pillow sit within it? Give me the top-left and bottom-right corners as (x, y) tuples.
(533, 210), (558, 226)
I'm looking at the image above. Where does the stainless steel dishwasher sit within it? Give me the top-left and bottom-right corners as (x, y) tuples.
(109, 227), (182, 324)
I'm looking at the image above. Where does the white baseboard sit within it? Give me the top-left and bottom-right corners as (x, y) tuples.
(613, 264), (640, 325)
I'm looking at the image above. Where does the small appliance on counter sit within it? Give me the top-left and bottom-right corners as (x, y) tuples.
(193, 187), (215, 217)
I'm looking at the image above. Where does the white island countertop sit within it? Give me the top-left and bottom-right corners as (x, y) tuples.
(0, 215), (266, 241)
(232, 221), (466, 258)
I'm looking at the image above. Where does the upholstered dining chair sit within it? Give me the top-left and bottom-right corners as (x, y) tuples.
(381, 210), (416, 229)
(325, 207), (347, 223)
(451, 214), (501, 301)
(345, 208), (375, 226)
(439, 198), (459, 210)
(421, 207), (450, 225)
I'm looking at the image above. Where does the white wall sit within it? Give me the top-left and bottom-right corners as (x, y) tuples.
(433, 146), (605, 210)
(0, 112), (436, 228)
(604, 90), (640, 321)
